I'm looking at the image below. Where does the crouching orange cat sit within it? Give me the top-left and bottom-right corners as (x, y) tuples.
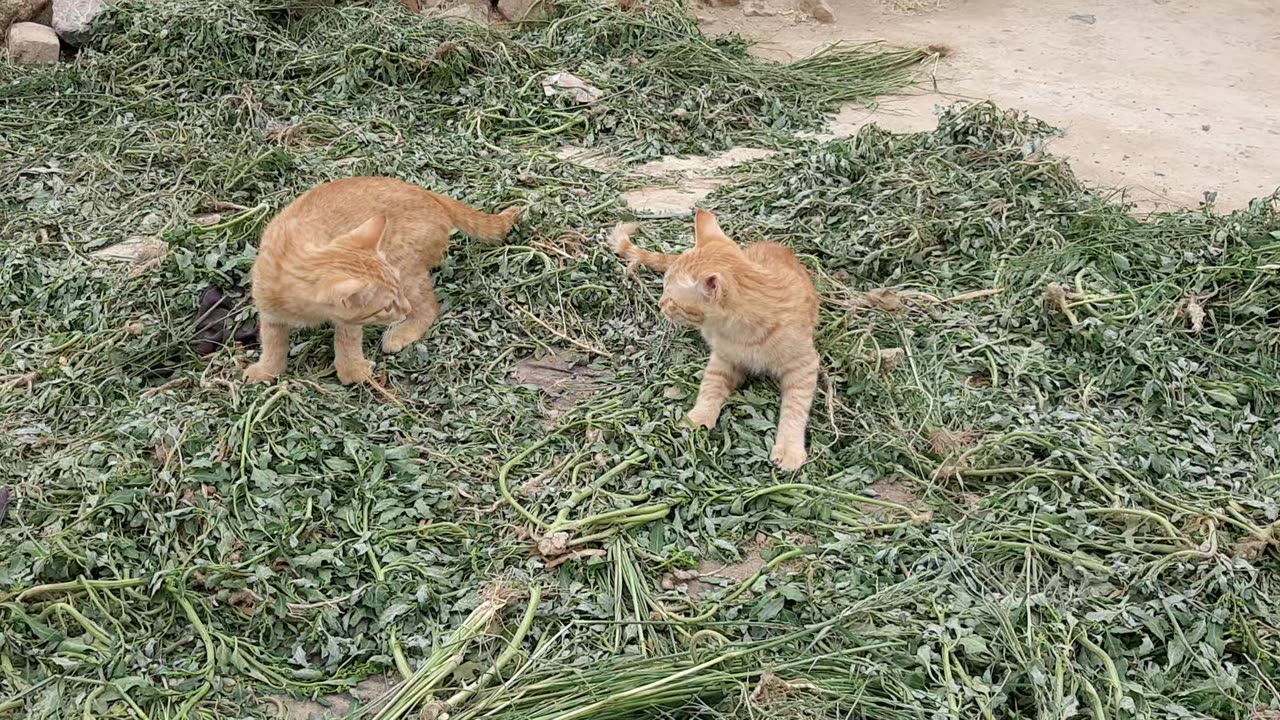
(245, 177), (520, 385)
(609, 210), (820, 471)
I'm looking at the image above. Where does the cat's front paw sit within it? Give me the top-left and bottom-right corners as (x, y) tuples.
(770, 441), (807, 472)
(244, 361), (282, 384)
(335, 358), (374, 385)
(683, 408), (719, 429)
(381, 326), (421, 354)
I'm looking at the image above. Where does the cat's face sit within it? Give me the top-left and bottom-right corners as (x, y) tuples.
(325, 272), (410, 325)
(657, 210), (734, 327)
(659, 263), (717, 327)
(314, 215), (411, 325)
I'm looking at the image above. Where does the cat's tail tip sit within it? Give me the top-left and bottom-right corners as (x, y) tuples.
(608, 222), (639, 256)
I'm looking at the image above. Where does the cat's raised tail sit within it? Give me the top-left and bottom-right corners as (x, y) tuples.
(433, 193), (523, 243)
(609, 222), (676, 273)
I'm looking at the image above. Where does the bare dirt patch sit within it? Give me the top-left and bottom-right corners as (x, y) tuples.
(700, 0), (1280, 211)
(865, 478), (917, 507)
(274, 675), (393, 720)
(670, 533), (809, 599)
(622, 146), (775, 214)
(554, 146), (619, 172)
(880, 0), (946, 13)
(511, 350), (608, 419)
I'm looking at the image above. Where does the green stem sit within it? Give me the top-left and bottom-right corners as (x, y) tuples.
(439, 586), (543, 719)
(668, 548), (812, 624)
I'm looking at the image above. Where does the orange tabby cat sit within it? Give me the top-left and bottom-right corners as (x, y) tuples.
(609, 210), (820, 470)
(245, 177), (520, 385)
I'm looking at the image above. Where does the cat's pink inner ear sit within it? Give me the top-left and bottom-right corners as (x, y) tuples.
(346, 215), (387, 254)
(693, 209), (724, 247)
(701, 273), (721, 299)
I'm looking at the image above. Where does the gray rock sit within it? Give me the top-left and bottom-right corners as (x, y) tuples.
(6, 21), (59, 64)
(741, 0), (778, 17)
(496, 0), (551, 21)
(797, 0), (832, 22)
(2, 0), (50, 32)
(52, 0), (108, 46)
(437, 1), (488, 23)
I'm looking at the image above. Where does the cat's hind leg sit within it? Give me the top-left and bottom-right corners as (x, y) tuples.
(770, 352), (819, 471)
(382, 276), (440, 354)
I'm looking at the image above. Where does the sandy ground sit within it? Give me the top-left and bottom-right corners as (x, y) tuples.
(699, 0), (1280, 212)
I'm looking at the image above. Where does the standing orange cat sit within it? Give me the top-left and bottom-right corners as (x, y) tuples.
(245, 177), (520, 384)
(609, 210), (820, 470)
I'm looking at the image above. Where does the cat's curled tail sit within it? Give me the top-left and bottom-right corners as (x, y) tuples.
(608, 222), (676, 273)
(433, 194), (523, 243)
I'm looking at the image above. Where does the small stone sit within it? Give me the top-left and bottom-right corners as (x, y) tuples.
(6, 22), (59, 65)
(496, 0), (551, 21)
(52, 0), (108, 46)
(797, 0), (832, 22)
(139, 211), (164, 233)
(1201, 124), (1211, 132)
(741, 0), (776, 15)
(1068, 13), (1095, 25)
(438, 1), (488, 23)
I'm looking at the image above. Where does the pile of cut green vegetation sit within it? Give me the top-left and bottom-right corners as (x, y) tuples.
(2, 0), (1278, 718)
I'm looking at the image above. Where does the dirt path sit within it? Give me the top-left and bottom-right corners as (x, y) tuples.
(699, 0), (1280, 212)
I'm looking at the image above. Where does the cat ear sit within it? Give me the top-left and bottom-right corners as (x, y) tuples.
(700, 273), (721, 300)
(326, 278), (373, 308)
(693, 209), (727, 248)
(344, 215), (387, 255)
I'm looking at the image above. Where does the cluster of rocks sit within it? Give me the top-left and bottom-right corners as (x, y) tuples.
(3, 0), (107, 64)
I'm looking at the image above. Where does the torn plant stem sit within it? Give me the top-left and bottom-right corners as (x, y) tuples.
(190, 203), (269, 234)
(573, 502), (671, 531)
(12, 577), (149, 604)
(746, 482), (915, 516)
(1045, 282), (1080, 327)
(390, 627), (412, 681)
(369, 589), (514, 720)
(1065, 292), (1130, 309)
(509, 302), (612, 358)
(435, 586), (543, 720)
(942, 287), (1004, 303)
(496, 400), (628, 530)
(976, 539), (1110, 574)
(551, 450), (648, 529)
(1076, 507), (1188, 545)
